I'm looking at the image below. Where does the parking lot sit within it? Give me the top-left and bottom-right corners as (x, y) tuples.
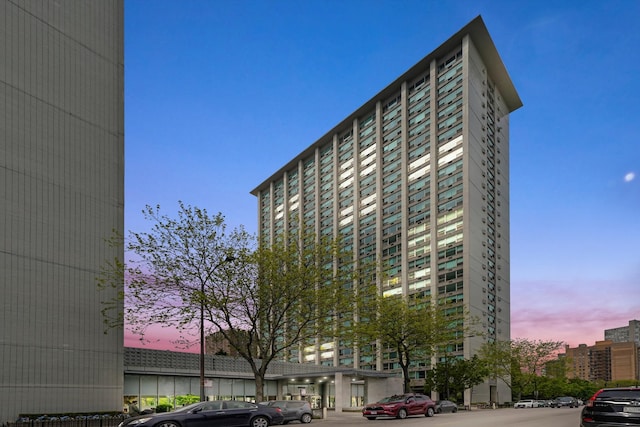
(318, 406), (582, 427)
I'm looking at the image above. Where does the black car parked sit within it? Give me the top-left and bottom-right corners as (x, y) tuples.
(581, 387), (640, 427)
(117, 401), (284, 427)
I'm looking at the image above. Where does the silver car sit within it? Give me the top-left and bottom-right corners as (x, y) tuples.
(261, 401), (313, 424)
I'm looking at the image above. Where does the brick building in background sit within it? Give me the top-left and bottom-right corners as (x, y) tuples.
(565, 320), (640, 382)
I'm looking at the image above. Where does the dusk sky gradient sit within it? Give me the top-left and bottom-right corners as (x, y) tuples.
(124, 0), (639, 352)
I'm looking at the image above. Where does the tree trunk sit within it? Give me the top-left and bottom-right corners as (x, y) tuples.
(399, 350), (411, 392)
(247, 358), (266, 403)
(254, 373), (264, 402)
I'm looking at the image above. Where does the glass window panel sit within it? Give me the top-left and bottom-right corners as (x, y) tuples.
(124, 375), (140, 395)
(140, 376), (158, 395)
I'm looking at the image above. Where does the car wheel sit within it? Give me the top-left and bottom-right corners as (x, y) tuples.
(251, 416), (269, 427)
(397, 408), (408, 419)
(300, 413), (312, 424)
(426, 407), (434, 417)
(452, 407), (457, 413)
(157, 422), (179, 427)
(436, 408), (441, 414)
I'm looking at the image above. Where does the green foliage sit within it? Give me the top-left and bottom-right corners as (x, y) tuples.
(175, 394), (200, 406)
(350, 289), (476, 392)
(424, 355), (489, 402)
(96, 203), (358, 402)
(478, 338), (565, 400)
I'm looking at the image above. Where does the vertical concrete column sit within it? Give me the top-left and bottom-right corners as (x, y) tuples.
(334, 372), (343, 413)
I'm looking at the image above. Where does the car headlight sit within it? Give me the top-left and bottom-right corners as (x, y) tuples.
(127, 417), (153, 426)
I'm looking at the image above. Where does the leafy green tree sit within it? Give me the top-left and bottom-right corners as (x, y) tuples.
(535, 375), (565, 399)
(479, 338), (564, 401)
(566, 378), (600, 401)
(98, 202), (355, 402)
(457, 355), (490, 403)
(545, 356), (569, 379)
(352, 290), (472, 392)
(425, 355), (488, 402)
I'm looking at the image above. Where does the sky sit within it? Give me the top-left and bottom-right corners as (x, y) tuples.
(124, 0), (640, 352)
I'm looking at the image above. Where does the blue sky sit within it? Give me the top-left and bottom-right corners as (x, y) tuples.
(125, 0), (639, 350)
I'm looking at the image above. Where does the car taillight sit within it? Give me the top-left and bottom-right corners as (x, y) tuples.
(586, 389), (604, 408)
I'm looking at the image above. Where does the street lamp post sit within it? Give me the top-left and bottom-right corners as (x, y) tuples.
(199, 255), (235, 402)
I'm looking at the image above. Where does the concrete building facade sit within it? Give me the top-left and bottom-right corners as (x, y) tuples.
(251, 16), (521, 405)
(123, 348), (401, 414)
(0, 1), (124, 422)
(605, 320), (640, 344)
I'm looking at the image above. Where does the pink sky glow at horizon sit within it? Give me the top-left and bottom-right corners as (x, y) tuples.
(124, 303), (640, 355)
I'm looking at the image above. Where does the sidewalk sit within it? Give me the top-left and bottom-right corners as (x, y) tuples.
(316, 410), (362, 422)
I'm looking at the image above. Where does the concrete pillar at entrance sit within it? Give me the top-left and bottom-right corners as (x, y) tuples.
(334, 372), (343, 413)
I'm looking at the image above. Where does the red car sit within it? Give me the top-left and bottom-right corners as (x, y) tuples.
(362, 393), (436, 420)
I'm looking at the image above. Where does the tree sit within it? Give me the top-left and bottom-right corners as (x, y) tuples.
(352, 290), (471, 392)
(478, 338), (564, 401)
(98, 202), (355, 402)
(545, 356), (569, 379)
(211, 229), (355, 402)
(457, 355), (490, 403)
(425, 355), (488, 402)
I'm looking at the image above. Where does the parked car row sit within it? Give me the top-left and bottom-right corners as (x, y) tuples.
(361, 394), (461, 420)
(115, 399), (317, 427)
(118, 400), (287, 427)
(514, 396), (583, 409)
(362, 393), (436, 420)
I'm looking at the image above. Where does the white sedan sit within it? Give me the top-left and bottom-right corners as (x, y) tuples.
(514, 399), (539, 408)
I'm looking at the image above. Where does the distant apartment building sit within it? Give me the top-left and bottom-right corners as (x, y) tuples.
(565, 344), (590, 380)
(251, 16), (521, 404)
(605, 320), (640, 344)
(565, 340), (639, 382)
(0, 1), (124, 423)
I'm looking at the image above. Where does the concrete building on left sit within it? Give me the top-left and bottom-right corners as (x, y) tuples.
(0, 1), (125, 423)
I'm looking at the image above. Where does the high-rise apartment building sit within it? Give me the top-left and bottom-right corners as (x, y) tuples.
(251, 16), (521, 404)
(605, 320), (640, 344)
(1, 1), (124, 422)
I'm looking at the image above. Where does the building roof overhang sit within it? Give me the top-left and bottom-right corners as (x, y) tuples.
(250, 15), (521, 196)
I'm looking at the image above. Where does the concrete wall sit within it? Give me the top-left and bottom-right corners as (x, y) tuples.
(0, 1), (124, 422)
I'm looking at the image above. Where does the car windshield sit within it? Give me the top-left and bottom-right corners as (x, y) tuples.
(379, 395), (406, 403)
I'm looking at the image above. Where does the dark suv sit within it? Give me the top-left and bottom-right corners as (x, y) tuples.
(552, 396), (578, 408)
(261, 400), (313, 424)
(362, 393), (436, 420)
(581, 387), (640, 426)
